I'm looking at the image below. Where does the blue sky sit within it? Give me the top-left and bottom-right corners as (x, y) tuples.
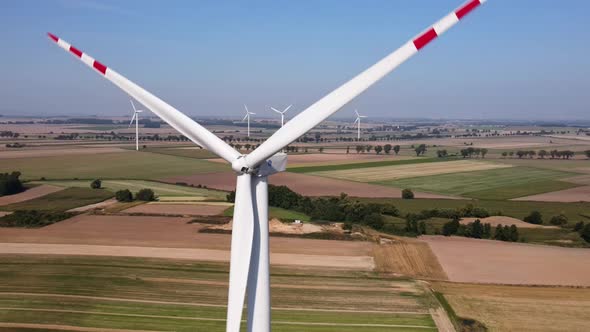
(0, 0), (588, 120)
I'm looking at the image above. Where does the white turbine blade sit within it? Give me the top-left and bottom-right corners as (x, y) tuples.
(47, 33), (240, 164)
(249, 112), (256, 115)
(245, 0), (487, 167)
(359, 115), (367, 118)
(354, 110), (360, 117)
(226, 174), (255, 332)
(353, 118), (359, 124)
(242, 113), (249, 122)
(244, 104), (249, 113)
(129, 99), (137, 112)
(271, 107), (282, 114)
(128, 113), (136, 128)
(283, 104), (292, 113)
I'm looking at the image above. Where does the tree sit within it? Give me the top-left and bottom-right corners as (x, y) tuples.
(501, 151), (508, 158)
(471, 219), (483, 238)
(355, 145), (363, 154)
(393, 145), (400, 155)
(549, 214), (568, 226)
(365, 213), (384, 230)
(318, 147), (324, 153)
(482, 223), (492, 239)
(494, 224), (505, 240)
(346, 146), (350, 154)
(374, 146), (383, 154)
(418, 221), (427, 235)
(0, 171), (24, 197)
(581, 224), (590, 243)
(384, 144), (392, 154)
(436, 150), (448, 158)
(585, 150), (590, 159)
(539, 150), (548, 159)
(573, 221), (585, 232)
(442, 218), (460, 236)
(508, 225), (519, 242)
(516, 150), (526, 159)
(115, 189), (133, 202)
(481, 148), (488, 158)
(90, 179), (102, 189)
(460, 149), (469, 158)
(508, 151), (514, 158)
(136, 188), (156, 201)
(366, 145), (373, 153)
(523, 211), (543, 225)
(415, 144), (427, 156)
(401, 188), (414, 199)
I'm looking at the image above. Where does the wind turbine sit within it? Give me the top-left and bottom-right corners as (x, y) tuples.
(242, 105), (255, 137)
(129, 99), (143, 151)
(47, 1), (487, 331)
(353, 110), (367, 140)
(270, 104), (292, 127)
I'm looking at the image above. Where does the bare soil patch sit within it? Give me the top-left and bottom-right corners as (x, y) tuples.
(209, 218), (324, 235)
(0, 214), (372, 256)
(164, 171), (459, 199)
(460, 216), (557, 229)
(0, 185), (63, 206)
(423, 235), (590, 286)
(372, 239), (448, 280)
(512, 185), (590, 202)
(67, 198), (117, 212)
(122, 202), (228, 216)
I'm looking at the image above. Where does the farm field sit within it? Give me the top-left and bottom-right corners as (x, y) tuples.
(35, 179), (226, 200)
(0, 185), (63, 206)
(141, 146), (218, 159)
(0, 255), (437, 332)
(288, 157), (450, 174)
(311, 159), (509, 183)
(433, 282), (590, 332)
(0, 152), (223, 180)
(0, 187), (112, 212)
(124, 202), (230, 216)
(423, 236), (590, 286)
(381, 166), (579, 200)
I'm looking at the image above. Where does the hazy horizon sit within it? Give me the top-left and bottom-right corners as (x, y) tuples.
(1, 0), (588, 120)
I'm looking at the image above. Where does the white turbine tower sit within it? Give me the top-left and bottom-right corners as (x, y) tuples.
(270, 104), (292, 127)
(353, 110), (367, 140)
(129, 99), (143, 151)
(47, 1), (487, 331)
(242, 105), (255, 137)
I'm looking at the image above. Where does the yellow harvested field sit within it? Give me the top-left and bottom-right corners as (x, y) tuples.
(372, 240), (448, 280)
(434, 282), (590, 332)
(313, 160), (512, 182)
(460, 216), (558, 229)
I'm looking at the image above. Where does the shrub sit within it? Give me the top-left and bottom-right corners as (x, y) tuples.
(581, 224), (590, 243)
(573, 221), (585, 232)
(523, 211), (543, 225)
(549, 214), (568, 226)
(0, 171), (24, 197)
(401, 188), (414, 199)
(442, 218), (460, 236)
(136, 188), (156, 201)
(115, 189), (133, 202)
(90, 179), (102, 189)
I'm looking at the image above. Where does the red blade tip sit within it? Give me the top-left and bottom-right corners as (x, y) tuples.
(47, 33), (58, 42)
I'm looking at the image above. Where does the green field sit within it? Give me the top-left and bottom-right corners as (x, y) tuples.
(0, 152), (224, 180)
(0, 255), (437, 332)
(34, 180), (226, 201)
(379, 167), (579, 200)
(287, 157), (448, 173)
(0, 187), (112, 212)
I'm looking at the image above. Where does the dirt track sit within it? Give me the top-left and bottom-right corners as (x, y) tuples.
(0, 185), (63, 206)
(164, 171), (458, 199)
(423, 236), (590, 286)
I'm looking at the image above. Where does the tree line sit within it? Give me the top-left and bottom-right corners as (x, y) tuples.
(501, 149), (576, 159)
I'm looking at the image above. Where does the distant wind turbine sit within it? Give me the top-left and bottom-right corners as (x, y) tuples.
(129, 99), (143, 150)
(353, 110), (367, 140)
(270, 104), (292, 127)
(243, 105), (255, 137)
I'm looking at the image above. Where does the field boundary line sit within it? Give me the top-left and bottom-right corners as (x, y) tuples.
(0, 292), (429, 314)
(0, 322), (163, 332)
(0, 307), (436, 328)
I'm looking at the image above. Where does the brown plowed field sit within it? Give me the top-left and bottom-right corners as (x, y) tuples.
(0, 214), (372, 256)
(164, 171), (459, 199)
(372, 240), (448, 280)
(512, 185), (590, 202)
(0, 185), (63, 206)
(423, 236), (590, 286)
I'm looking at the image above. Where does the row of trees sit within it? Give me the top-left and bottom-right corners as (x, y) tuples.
(523, 210), (570, 226)
(501, 150), (575, 159)
(114, 188), (156, 202)
(460, 147), (489, 158)
(0, 171), (24, 197)
(352, 144), (401, 155)
(442, 218), (519, 242)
